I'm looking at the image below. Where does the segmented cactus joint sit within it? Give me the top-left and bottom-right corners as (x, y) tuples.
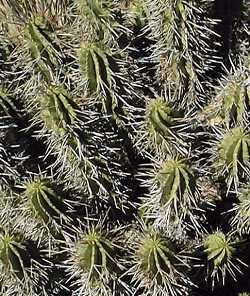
(232, 188), (250, 233)
(204, 232), (234, 267)
(24, 17), (59, 79)
(221, 79), (248, 124)
(238, 188), (250, 216)
(217, 127), (250, 177)
(146, 98), (183, 144)
(136, 232), (176, 283)
(79, 42), (113, 94)
(0, 233), (25, 277)
(75, 229), (116, 283)
(157, 158), (194, 206)
(78, 0), (111, 24)
(25, 179), (64, 223)
(40, 86), (76, 134)
(161, 0), (186, 49)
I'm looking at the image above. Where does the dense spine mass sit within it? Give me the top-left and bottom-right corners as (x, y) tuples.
(0, 0), (250, 295)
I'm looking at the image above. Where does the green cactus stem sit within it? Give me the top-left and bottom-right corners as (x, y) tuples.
(79, 41), (125, 116)
(203, 70), (250, 127)
(40, 86), (77, 134)
(24, 178), (66, 225)
(145, 98), (189, 154)
(161, 0), (187, 50)
(129, 228), (189, 295)
(79, 42), (113, 94)
(66, 226), (123, 296)
(0, 232), (25, 279)
(202, 231), (245, 286)
(75, 228), (117, 284)
(136, 232), (177, 283)
(216, 127), (250, 191)
(221, 78), (249, 126)
(125, 0), (149, 29)
(77, 0), (113, 37)
(204, 232), (234, 269)
(158, 158), (195, 206)
(24, 16), (62, 81)
(231, 187), (250, 234)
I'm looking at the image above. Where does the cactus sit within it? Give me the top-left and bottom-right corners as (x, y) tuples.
(230, 186), (250, 235)
(125, 0), (148, 29)
(79, 42), (113, 95)
(201, 231), (246, 287)
(146, 0), (216, 108)
(137, 97), (191, 155)
(0, 228), (49, 296)
(78, 40), (134, 122)
(65, 225), (123, 295)
(128, 227), (190, 295)
(77, 0), (114, 39)
(39, 86), (77, 134)
(24, 16), (63, 81)
(17, 177), (72, 242)
(1, 0), (250, 295)
(140, 155), (198, 229)
(0, 232), (26, 278)
(215, 127), (250, 192)
(201, 62), (250, 127)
